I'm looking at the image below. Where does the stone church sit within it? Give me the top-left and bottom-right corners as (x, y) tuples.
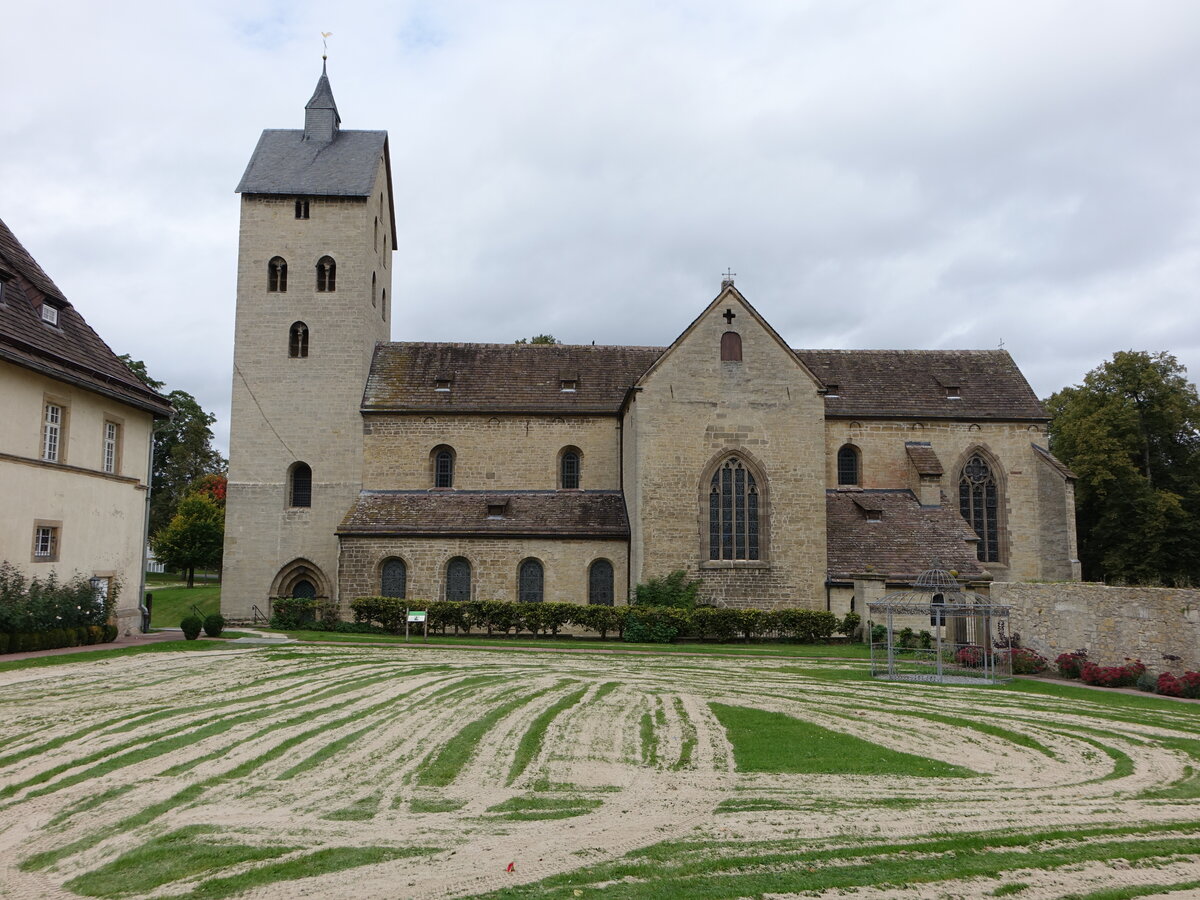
(220, 65), (1080, 621)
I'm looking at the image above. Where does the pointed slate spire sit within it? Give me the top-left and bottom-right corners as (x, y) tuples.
(303, 60), (341, 142)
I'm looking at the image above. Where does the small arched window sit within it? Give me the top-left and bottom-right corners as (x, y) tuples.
(289, 462), (312, 508)
(837, 444), (861, 485)
(519, 559), (544, 603)
(288, 322), (309, 358)
(371, 272), (377, 307)
(588, 559), (614, 606)
(721, 331), (742, 361)
(960, 453), (1001, 562)
(433, 447), (455, 488)
(446, 557), (471, 602)
(708, 457), (761, 561)
(268, 257), (288, 292)
(381, 289), (386, 321)
(381, 558), (407, 598)
(316, 256), (336, 292)
(560, 449), (581, 490)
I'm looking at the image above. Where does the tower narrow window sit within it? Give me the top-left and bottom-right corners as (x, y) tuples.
(295, 199), (309, 219)
(434, 448), (455, 488)
(560, 449), (580, 490)
(519, 559), (544, 603)
(381, 558), (407, 598)
(289, 462), (312, 508)
(288, 322), (309, 358)
(268, 257), (287, 292)
(381, 289), (386, 321)
(708, 458), (760, 561)
(720, 331), (742, 361)
(316, 256), (336, 292)
(446, 557), (471, 601)
(371, 272), (377, 307)
(959, 453), (1001, 562)
(837, 444), (860, 485)
(588, 559), (614, 606)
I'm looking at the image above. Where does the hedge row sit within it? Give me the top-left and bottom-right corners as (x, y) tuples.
(269, 596), (847, 644)
(0, 624), (117, 655)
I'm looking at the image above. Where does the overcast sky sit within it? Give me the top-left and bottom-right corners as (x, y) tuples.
(5, 1), (1200, 454)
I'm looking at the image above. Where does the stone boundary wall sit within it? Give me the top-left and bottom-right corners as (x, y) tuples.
(994, 581), (1200, 672)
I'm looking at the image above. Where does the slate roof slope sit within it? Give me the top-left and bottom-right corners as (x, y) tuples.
(796, 349), (1046, 420)
(905, 442), (944, 476)
(236, 129), (388, 196)
(364, 343), (666, 414)
(0, 218), (172, 416)
(338, 490), (630, 537)
(826, 489), (988, 583)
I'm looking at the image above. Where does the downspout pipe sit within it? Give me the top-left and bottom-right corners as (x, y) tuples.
(137, 433), (156, 633)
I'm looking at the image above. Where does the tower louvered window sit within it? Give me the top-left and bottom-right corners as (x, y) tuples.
(288, 322), (308, 358)
(959, 454), (1000, 562)
(708, 458), (760, 560)
(316, 256), (336, 292)
(268, 257), (287, 292)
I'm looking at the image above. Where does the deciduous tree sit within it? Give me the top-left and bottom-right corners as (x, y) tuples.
(151, 493), (224, 588)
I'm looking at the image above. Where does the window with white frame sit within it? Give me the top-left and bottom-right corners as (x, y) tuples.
(42, 403), (63, 462)
(33, 524), (59, 561)
(103, 421), (120, 474)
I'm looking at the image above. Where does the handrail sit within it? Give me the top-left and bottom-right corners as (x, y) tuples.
(190, 603), (205, 620)
(251, 604), (268, 625)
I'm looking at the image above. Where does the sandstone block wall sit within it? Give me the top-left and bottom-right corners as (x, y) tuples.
(995, 581), (1200, 671)
(338, 536), (629, 609)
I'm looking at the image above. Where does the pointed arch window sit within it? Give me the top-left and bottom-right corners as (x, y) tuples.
(316, 256), (336, 292)
(959, 453), (1001, 562)
(381, 558), (407, 598)
(292, 579), (316, 600)
(288, 322), (309, 358)
(289, 462), (312, 508)
(708, 458), (760, 561)
(588, 559), (614, 606)
(519, 559), (544, 603)
(560, 449), (581, 490)
(446, 557), (471, 602)
(268, 257), (287, 292)
(837, 444), (861, 485)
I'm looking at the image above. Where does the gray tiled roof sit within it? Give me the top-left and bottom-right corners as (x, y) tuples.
(0, 218), (173, 417)
(363, 343), (665, 414)
(338, 490), (630, 538)
(236, 129), (387, 196)
(796, 349), (1046, 420)
(826, 489), (987, 583)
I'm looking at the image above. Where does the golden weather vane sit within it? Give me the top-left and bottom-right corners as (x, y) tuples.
(321, 31), (333, 59)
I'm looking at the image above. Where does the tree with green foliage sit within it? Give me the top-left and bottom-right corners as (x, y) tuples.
(633, 570), (701, 608)
(514, 334), (559, 344)
(120, 356), (226, 536)
(1047, 350), (1200, 585)
(151, 493), (225, 588)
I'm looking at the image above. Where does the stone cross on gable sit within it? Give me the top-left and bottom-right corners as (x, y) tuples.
(722, 308), (737, 324)
(721, 268), (736, 288)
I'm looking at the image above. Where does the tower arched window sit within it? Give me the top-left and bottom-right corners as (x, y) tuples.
(381, 558), (406, 598)
(519, 559), (544, 603)
(959, 453), (1001, 562)
(289, 462), (312, 508)
(446, 557), (471, 602)
(381, 289), (386, 321)
(433, 447), (455, 488)
(721, 331), (742, 361)
(288, 322), (309, 358)
(588, 559), (614, 606)
(560, 448), (581, 490)
(837, 444), (861, 486)
(316, 256), (336, 292)
(268, 257), (287, 292)
(707, 457), (761, 561)
(371, 272), (377, 307)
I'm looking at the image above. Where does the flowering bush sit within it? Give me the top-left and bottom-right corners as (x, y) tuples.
(1156, 671), (1200, 699)
(1080, 658), (1145, 688)
(955, 645), (985, 668)
(1007, 647), (1048, 675)
(1055, 650), (1088, 679)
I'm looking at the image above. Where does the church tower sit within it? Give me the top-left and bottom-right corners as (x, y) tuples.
(221, 62), (394, 618)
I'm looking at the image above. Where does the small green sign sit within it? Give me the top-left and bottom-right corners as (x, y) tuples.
(407, 611), (427, 623)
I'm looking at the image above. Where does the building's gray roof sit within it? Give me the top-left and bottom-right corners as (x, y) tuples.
(0, 218), (173, 417)
(306, 65), (340, 117)
(236, 129), (388, 196)
(826, 489), (988, 583)
(338, 490), (630, 538)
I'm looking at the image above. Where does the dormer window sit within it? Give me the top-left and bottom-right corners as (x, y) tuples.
(487, 501), (508, 519)
(40, 304), (59, 326)
(560, 379), (577, 392)
(825, 383), (840, 398)
(0, 273), (9, 304)
(946, 386), (961, 400)
(853, 497), (883, 523)
(435, 378), (452, 392)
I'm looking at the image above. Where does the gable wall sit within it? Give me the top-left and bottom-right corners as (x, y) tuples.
(627, 294), (827, 607)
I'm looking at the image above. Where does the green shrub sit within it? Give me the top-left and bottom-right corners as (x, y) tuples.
(624, 606), (689, 643)
(870, 623), (887, 644)
(180, 616), (203, 640)
(570, 604), (625, 639)
(271, 597), (319, 630)
(347, 597), (408, 632)
(202, 613), (225, 638)
(774, 609), (838, 643)
(633, 570), (700, 609)
(838, 612), (861, 640)
(0, 561), (118, 634)
(103, 625), (118, 643)
(1136, 670), (1158, 692)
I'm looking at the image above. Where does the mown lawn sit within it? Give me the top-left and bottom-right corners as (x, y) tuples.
(146, 583), (221, 627)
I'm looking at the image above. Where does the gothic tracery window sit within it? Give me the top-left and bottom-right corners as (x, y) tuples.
(959, 453), (1001, 562)
(708, 458), (761, 561)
